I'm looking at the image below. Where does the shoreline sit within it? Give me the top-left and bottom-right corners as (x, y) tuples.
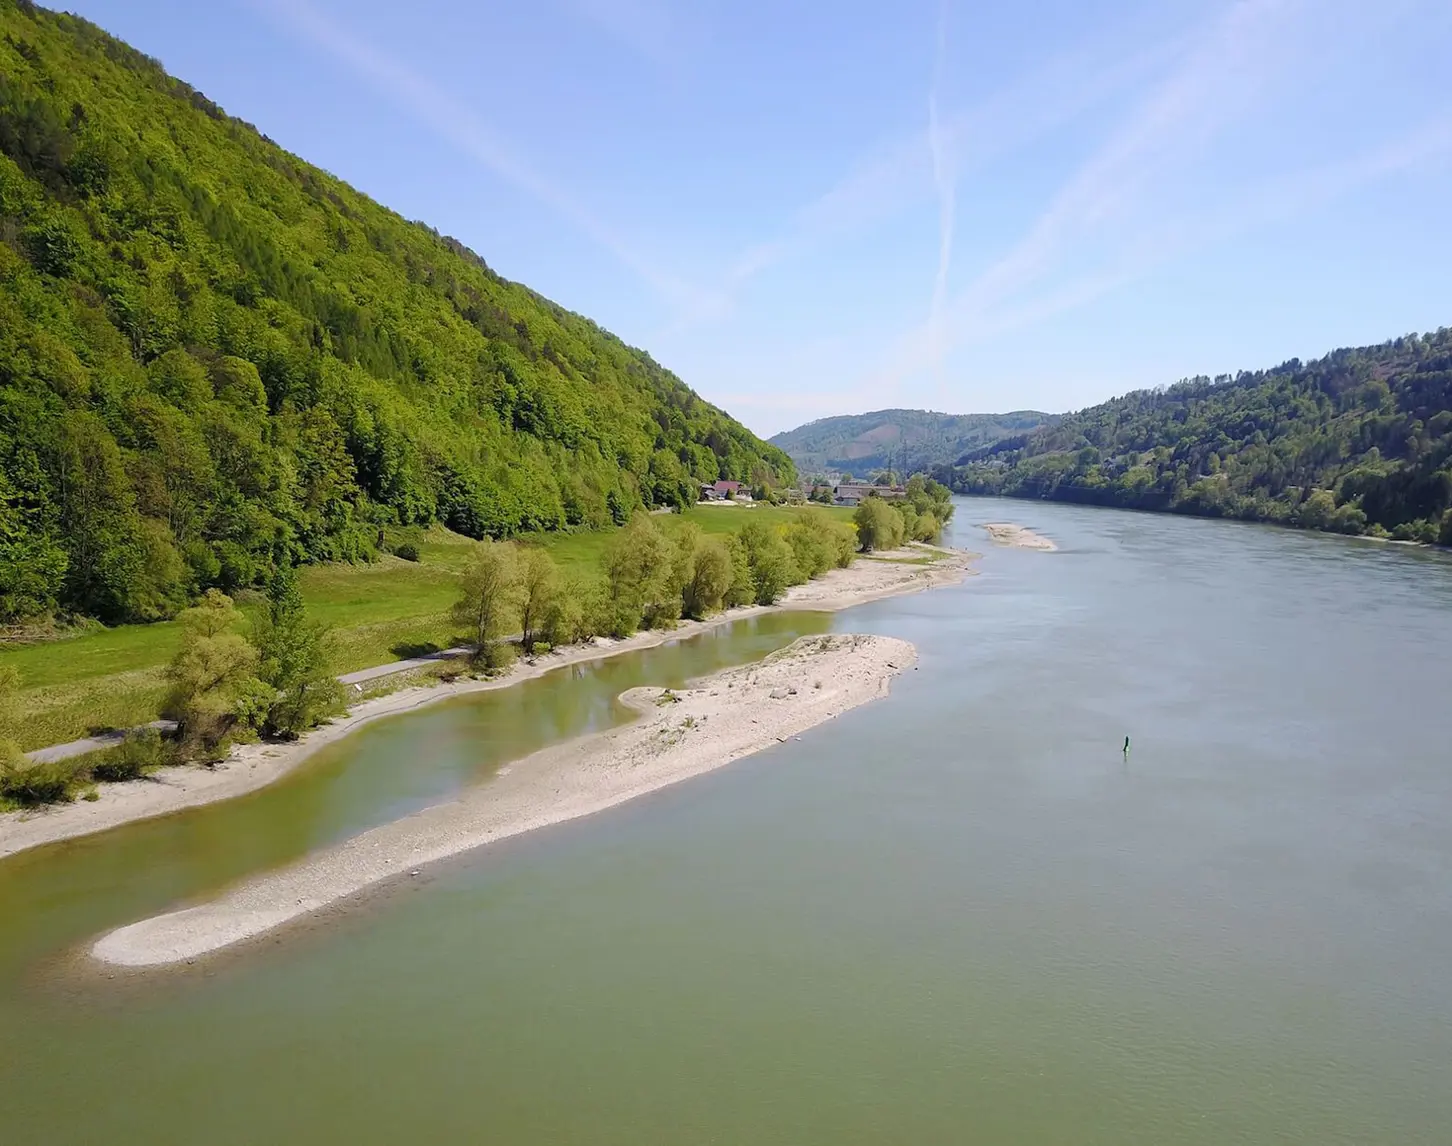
(981, 522), (1058, 551)
(92, 633), (915, 967)
(1, 545), (971, 860)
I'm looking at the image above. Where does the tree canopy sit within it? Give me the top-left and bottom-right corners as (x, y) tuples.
(943, 331), (1452, 546)
(0, 1), (792, 625)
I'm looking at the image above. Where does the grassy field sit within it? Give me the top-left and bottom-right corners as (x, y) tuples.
(1, 504), (855, 751)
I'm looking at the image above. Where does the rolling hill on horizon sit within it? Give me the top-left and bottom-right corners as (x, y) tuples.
(0, 1), (792, 626)
(770, 408), (1053, 477)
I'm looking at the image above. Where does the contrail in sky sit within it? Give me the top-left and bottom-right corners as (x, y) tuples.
(926, 0), (957, 404)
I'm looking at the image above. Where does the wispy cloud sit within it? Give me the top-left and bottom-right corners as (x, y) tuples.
(747, 96), (1452, 432)
(970, 0), (1300, 313)
(872, 110), (1452, 398)
(873, 0), (1314, 385)
(661, 11), (1189, 340)
(926, 0), (956, 399)
(566, 0), (685, 71)
(251, 0), (705, 309)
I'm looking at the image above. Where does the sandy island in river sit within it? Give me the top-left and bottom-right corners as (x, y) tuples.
(92, 633), (914, 967)
(1, 544), (971, 860)
(981, 522), (1058, 551)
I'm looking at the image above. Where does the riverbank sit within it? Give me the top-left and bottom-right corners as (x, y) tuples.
(0, 508), (863, 754)
(981, 523), (1058, 551)
(1, 545), (971, 859)
(91, 633), (914, 967)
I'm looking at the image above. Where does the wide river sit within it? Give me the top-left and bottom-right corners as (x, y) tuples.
(3, 499), (1452, 1144)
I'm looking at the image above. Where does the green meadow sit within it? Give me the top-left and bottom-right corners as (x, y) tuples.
(1, 506), (853, 751)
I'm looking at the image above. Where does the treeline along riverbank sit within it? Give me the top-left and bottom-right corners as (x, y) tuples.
(1, 484), (956, 812)
(943, 329), (1452, 546)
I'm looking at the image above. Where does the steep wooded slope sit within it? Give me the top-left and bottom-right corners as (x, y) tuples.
(0, 1), (791, 623)
(946, 331), (1452, 545)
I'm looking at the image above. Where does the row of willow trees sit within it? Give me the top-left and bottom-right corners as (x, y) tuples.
(452, 510), (862, 667)
(0, 3), (793, 627)
(1, 486), (957, 806)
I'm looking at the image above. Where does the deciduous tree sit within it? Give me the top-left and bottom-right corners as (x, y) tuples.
(163, 590), (268, 754)
(853, 497), (903, 552)
(737, 518), (797, 605)
(453, 540), (521, 669)
(517, 546), (561, 653)
(602, 515), (671, 635)
(682, 534), (733, 619)
(252, 563), (342, 738)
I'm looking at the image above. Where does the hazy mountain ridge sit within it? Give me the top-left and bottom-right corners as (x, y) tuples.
(770, 408), (1054, 476)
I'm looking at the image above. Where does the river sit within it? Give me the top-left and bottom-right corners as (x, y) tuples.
(3, 500), (1451, 1144)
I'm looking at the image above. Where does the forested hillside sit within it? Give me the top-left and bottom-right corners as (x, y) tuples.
(945, 330), (1452, 545)
(770, 408), (1051, 476)
(0, 0), (791, 626)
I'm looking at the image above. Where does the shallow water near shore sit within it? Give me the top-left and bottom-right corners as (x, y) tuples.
(5, 500), (1452, 1144)
(0, 613), (831, 976)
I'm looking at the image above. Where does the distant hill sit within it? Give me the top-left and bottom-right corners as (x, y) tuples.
(945, 330), (1452, 546)
(0, 3), (792, 625)
(770, 409), (1054, 476)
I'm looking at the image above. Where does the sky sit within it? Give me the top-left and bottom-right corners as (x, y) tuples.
(63, 0), (1452, 436)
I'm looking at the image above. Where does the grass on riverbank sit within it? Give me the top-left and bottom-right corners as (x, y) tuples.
(0, 659), (473, 811)
(863, 552), (950, 566)
(0, 505), (855, 751)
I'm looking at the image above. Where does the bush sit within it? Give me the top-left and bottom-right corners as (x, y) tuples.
(642, 525), (698, 630)
(393, 542), (421, 562)
(1, 757), (79, 806)
(912, 511), (940, 543)
(896, 502), (919, 542)
(163, 590), (265, 753)
(89, 728), (176, 782)
(477, 640), (517, 673)
(723, 535), (754, 608)
(785, 519), (832, 580)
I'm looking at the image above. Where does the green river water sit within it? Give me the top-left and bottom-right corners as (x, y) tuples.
(3, 499), (1452, 1144)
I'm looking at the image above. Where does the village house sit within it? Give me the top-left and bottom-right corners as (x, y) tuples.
(700, 479), (747, 501)
(833, 482), (907, 506)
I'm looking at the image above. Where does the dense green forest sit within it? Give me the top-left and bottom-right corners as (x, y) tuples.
(770, 408), (1051, 476)
(0, 1), (792, 627)
(942, 330), (1452, 545)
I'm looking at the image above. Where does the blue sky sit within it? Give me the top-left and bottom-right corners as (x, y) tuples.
(66, 0), (1452, 436)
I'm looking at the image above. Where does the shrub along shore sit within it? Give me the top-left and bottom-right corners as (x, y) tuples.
(0, 540), (970, 859)
(1, 482), (956, 811)
(0, 502), (847, 753)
